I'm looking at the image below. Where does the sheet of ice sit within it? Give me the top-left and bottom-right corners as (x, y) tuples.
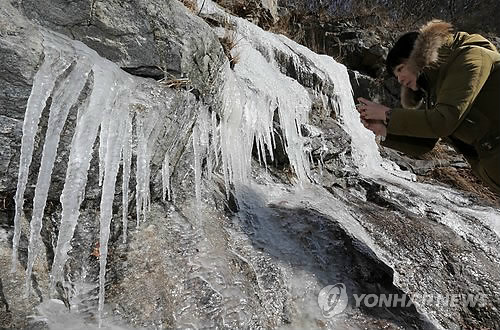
(33, 297), (132, 330)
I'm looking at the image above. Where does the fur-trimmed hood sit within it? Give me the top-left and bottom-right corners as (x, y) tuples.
(400, 20), (454, 108)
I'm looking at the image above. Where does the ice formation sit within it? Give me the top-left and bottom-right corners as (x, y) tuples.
(161, 152), (171, 202)
(13, 1), (500, 328)
(12, 18), (320, 324)
(217, 28), (312, 188)
(12, 29), (150, 325)
(121, 113), (133, 244)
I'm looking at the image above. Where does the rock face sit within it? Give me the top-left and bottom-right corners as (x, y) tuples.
(214, 0), (279, 29)
(1, 1), (500, 329)
(21, 0), (223, 91)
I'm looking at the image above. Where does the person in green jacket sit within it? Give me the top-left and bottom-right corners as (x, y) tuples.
(357, 19), (500, 194)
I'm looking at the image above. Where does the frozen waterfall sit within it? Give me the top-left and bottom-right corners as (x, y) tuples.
(12, 20), (331, 324)
(11, 1), (500, 328)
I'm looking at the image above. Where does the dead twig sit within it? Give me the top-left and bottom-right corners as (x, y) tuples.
(158, 77), (191, 88)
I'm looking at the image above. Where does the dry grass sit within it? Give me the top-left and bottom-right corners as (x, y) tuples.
(180, 0), (197, 12)
(420, 143), (454, 162)
(420, 167), (500, 207)
(417, 143), (500, 206)
(159, 77), (191, 89)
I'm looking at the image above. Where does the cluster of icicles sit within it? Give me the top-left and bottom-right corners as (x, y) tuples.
(11, 30), (158, 325)
(11, 28), (313, 325)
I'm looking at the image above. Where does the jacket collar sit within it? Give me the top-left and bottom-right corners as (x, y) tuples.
(400, 20), (454, 108)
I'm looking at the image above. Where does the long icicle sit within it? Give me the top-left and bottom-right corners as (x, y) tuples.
(98, 111), (110, 187)
(98, 100), (127, 328)
(211, 111), (219, 168)
(121, 111), (133, 243)
(135, 114), (146, 227)
(162, 152), (171, 202)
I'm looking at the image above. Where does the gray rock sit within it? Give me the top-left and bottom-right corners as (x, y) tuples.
(349, 69), (401, 111)
(21, 0), (225, 98)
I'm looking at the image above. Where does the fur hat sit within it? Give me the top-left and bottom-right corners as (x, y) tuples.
(387, 20), (454, 108)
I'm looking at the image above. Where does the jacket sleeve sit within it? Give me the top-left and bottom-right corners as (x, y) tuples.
(386, 47), (494, 138)
(380, 134), (438, 157)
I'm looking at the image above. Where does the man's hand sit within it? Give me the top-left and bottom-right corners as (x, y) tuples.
(360, 118), (387, 137)
(356, 97), (390, 121)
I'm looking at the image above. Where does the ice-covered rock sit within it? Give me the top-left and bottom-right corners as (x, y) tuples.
(1, 1), (499, 329)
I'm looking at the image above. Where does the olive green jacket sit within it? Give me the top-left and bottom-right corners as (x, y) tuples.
(381, 20), (500, 191)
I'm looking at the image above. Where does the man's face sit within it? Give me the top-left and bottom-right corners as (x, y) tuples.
(393, 60), (418, 91)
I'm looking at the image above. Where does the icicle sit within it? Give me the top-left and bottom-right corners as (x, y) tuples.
(121, 112), (132, 243)
(135, 114), (147, 229)
(219, 124), (231, 199)
(97, 104), (126, 328)
(275, 96), (310, 184)
(265, 124), (274, 162)
(199, 108), (210, 150)
(162, 153), (171, 202)
(270, 120), (277, 150)
(199, 108), (213, 179)
(50, 65), (119, 291)
(258, 136), (267, 169)
(206, 125), (213, 181)
(12, 50), (72, 272)
(307, 148), (313, 170)
(145, 152), (151, 214)
(135, 113), (150, 225)
(25, 61), (91, 294)
(319, 143), (327, 177)
(255, 136), (262, 166)
(206, 144), (213, 180)
(211, 111), (219, 168)
(192, 124), (202, 206)
(98, 113), (110, 186)
(16, 28), (188, 324)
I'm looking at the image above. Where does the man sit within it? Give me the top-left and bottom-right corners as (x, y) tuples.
(357, 20), (500, 194)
